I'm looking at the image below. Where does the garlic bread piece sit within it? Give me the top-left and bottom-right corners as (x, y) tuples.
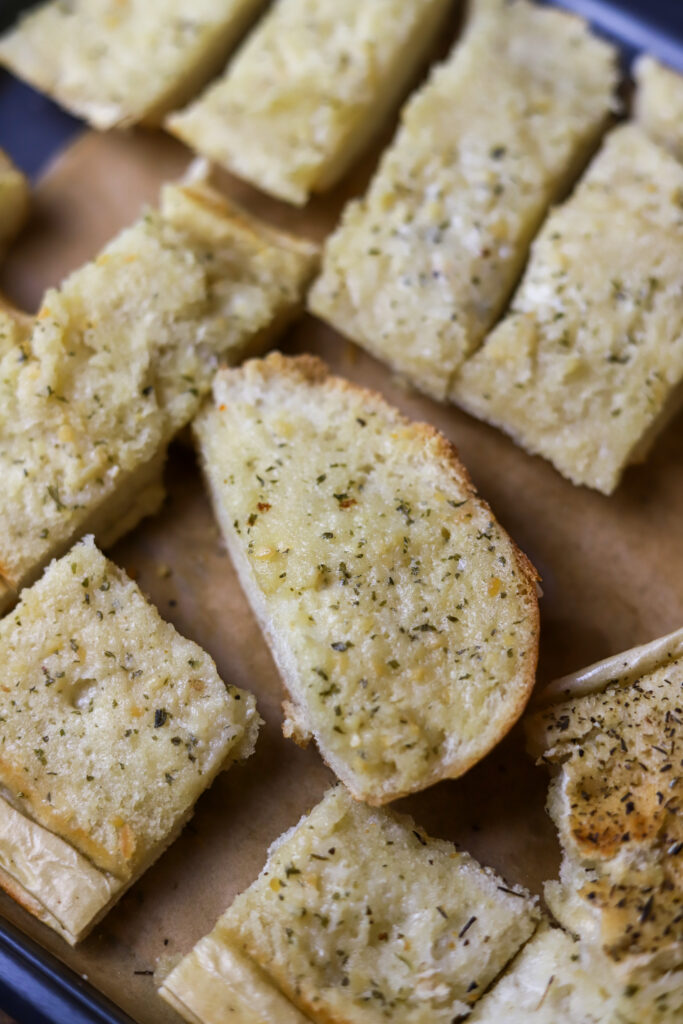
(0, 0), (265, 130)
(469, 921), (683, 1024)
(634, 56), (683, 162)
(167, 0), (451, 206)
(194, 353), (539, 804)
(452, 125), (683, 494)
(161, 786), (539, 1024)
(0, 149), (29, 250)
(526, 633), (683, 980)
(0, 537), (260, 943)
(0, 169), (318, 614)
(308, 0), (618, 400)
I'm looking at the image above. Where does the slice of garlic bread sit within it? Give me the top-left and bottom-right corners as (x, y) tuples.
(0, 149), (29, 250)
(0, 536), (260, 943)
(469, 921), (683, 1023)
(0, 167), (318, 615)
(634, 56), (683, 162)
(194, 352), (539, 804)
(167, 0), (451, 206)
(452, 124), (683, 494)
(526, 632), (683, 981)
(0, 0), (265, 130)
(160, 786), (539, 1024)
(308, 0), (617, 400)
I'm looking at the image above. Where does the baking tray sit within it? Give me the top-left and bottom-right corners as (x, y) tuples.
(0, 1), (682, 1022)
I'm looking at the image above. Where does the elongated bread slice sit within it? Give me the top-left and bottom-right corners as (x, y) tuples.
(452, 124), (683, 494)
(0, 536), (260, 943)
(634, 56), (683, 162)
(0, 149), (29, 250)
(469, 921), (683, 1023)
(194, 353), (539, 803)
(167, 0), (451, 206)
(160, 786), (539, 1024)
(525, 632), (683, 981)
(0, 0), (266, 130)
(0, 166), (318, 616)
(308, 0), (618, 400)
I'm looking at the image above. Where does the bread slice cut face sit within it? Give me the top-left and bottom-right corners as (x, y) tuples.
(0, 0), (266, 129)
(452, 125), (683, 494)
(0, 536), (260, 944)
(194, 352), (539, 803)
(526, 627), (683, 981)
(160, 785), (539, 1024)
(635, 55), (683, 163)
(0, 167), (318, 615)
(469, 920), (683, 1024)
(167, 0), (451, 205)
(308, 0), (618, 400)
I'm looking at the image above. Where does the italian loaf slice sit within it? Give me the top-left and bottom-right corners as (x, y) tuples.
(160, 785), (539, 1024)
(0, 0), (266, 130)
(526, 627), (683, 983)
(634, 55), (683, 163)
(194, 352), (539, 804)
(0, 536), (261, 944)
(0, 165), (318, 615)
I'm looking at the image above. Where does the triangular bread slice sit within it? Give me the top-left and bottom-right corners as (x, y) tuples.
(0, 165), (318, 615)
(452, 125), (683, 494)
(0, 0), (265, 130)
(194, 352), (539, 803)
(167, 0), (451, 205)
(0, 536), (261, 944)
(308, 0), (618, 400)
(526, 627), (683, 981)
(469, 920), (683, 1023)
(160, 785), (539, 1024)
(634, 56), (683, 163)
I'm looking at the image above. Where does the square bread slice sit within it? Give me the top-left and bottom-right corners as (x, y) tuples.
(307, 0), (618, 400)
(525, 627), (683, 981)
(0, 149), (29, 250)
(452, 124), (683, 494)
(166, 0), (451, 206)
(0, 536), (260, 945)
(469, 921), (683, 1023)
(160, 785), (540, 1024)
(0, 0), (266, 130)
(0, 165), (318, 616)
(194, 352), (539, 804)
(634, 56), (683, 163)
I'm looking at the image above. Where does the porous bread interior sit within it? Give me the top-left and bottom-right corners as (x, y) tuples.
(527, 657), (683, 979)
(167, 0), (451, 205)
(194, 352), (539, 804)
(0, 169), (318, 602)
(634, 55), (683, 162)
(468, 920), (683, 1023)
(173, 786), (539, 1024)
(0, 0), (266, 129)
(452, 125), (683, 494)
(308, 0), (618, 400)
(0, 537), (260, 881)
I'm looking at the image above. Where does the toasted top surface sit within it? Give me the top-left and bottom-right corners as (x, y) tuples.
(0, 172), (317, 591)
(0, 0), (263, 129)
(452, 125), (683, 494)
(308, 0), (617, 399)
(167, 0), (450, 205)
(220, 786), (539, 1024)
(0, 538), (259, 880)
(0, 149), (29, 248)
(195, 353), (539, 803)
(526, 653), (683, 971)
(635, 56), (683, 162)
(469, 921), (683, 1023)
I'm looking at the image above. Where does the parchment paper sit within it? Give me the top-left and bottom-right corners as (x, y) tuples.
(0, 120), (682, 1023)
